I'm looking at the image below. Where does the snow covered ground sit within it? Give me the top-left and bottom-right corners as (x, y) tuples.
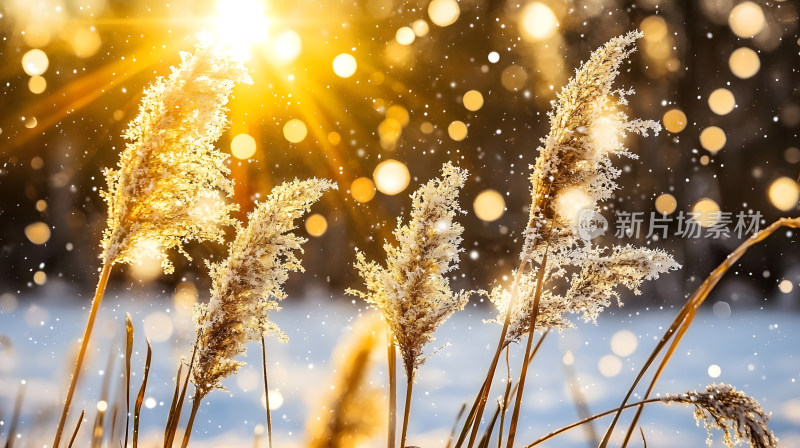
(1, 291), (798, 447)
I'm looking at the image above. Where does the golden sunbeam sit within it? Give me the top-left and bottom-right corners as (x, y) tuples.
(0, 42), (179, 156)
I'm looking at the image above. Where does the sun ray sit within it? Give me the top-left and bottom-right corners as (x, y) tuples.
(0, 42), (179, 156)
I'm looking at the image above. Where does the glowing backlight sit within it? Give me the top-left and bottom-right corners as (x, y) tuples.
(214, 0), (270, 60)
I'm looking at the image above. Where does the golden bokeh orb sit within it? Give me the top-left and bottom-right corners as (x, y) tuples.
(332, 53), (357, 78)
(610, 330), (638, 357)
(305, 213), (328, 237)
(428, 0), (460, 27)
(69, 27), (102, 58)
(708, 88), (736, 116)
(28, 76), (46, 94)
(271, 30), (302, 65)
(520, 2), (558, 41)
(396, 27), (416, 45)
(25, 222), (51, 245)
(21, 49), (48, 76)
(473, 189), (505, 222)
(373, 160), (410, 195)
(663, 109), (687, 133)
(447, 120), (468, 141)
(231, 133), (257, 159)
(728, 1), (765, 39)
(640, 15), (667, 41)
(729, 47), (760, 79)
(463, 90), (484, 111)
(386, 105), (410, 126)
(500, 65), (528, 92)
(412, 19), (430, 36)
(33, 271), (47, 285)
(283, 119), (308, 143)
(351, 177), (377, 203)
(699, 126), (726, 153)
(768, 177), (799, 211)
(655, 193), (677, 215)
(692, 198), (721, 227)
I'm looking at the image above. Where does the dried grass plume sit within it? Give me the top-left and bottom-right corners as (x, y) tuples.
(348, 162), (471, 376)
(525, 30), (660, 257)
(101, 38), (252, 273)
(489, 32), (679, 345)
(667, 383), (779, 448)
(192, 178), (336, 397)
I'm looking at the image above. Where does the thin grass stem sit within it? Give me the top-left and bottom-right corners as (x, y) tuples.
(445, 403), (467, 448)
(53, 262), (112, 448)
(388, 338), (397, 448)
(260, 336), (273, 448)
(163, 362), (183, 445)
(165, 344), (197, 447)
(479, 404), (501, 448)
(400, 376), (414, 448)
(66, 410), (85, 448)
(124, 314), (134, 448)
(506, 253), (548, 448)
(90, 335), (116, 448)
(180, 394), (201, 448)
(526, 398), (663, 447)
(4, 382), (25, 448)
(133, 339), (152, 448)
(498, 347), (511, 448)
(458, 258), (529, 448)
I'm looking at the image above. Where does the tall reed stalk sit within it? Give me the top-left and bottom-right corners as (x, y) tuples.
(462, 31), (677, 447)
(52, 263), (111, 448)
(51, 38), (249, 448)
(400, 378), (414, 448)
(184, 179), (335, 446)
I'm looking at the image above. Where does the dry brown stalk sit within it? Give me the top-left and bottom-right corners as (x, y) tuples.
(53, 38), (249, 448)
(469, 31), (676, 448)
(601, 217), (800, 448)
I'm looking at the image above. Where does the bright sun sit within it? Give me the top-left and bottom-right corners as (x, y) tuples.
(213, 0), (270, 60)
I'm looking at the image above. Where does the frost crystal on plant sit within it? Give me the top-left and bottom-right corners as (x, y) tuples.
(192, 178), (336, 397)
(101, 38), (252, 273)
(667, 383), (780, 448)
(490, 32), (679, 345)
(348, 162), (471, 376)
(489, 246), (678, 343)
